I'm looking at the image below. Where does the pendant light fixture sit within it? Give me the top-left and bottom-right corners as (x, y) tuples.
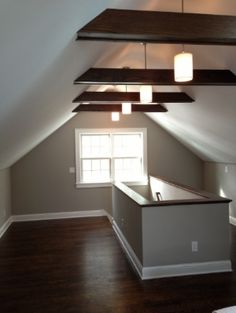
(122, 102), (132, 114)
(111, 112), (120, 121)
(174, 0), (193, 82)
(140, 43), (152, 103)
(122, 85), (132, 114)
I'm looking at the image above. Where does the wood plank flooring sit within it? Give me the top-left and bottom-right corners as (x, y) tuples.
(0, 217), (236, 313)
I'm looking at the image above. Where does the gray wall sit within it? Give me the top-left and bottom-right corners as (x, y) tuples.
(11, 112), (203, 216)
(142, 203), (230, 266)
(0, 168), (11, 227)
(204, 162), (236, 218)
(113, 182), (230, 267)
(112, 185), (143, 263)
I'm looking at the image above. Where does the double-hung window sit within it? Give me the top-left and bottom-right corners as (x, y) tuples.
(75, 128), (147, 187)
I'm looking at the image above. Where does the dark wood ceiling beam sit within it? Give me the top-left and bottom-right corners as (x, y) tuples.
(73, 104), (167, 113)
(74, 68), (236, 86)
(77, 9), (236, 45)
(73, 91), (194, 103)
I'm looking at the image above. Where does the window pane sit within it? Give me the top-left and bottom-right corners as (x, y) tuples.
(82, 135), (91, 146)
(114, 158), (142, 182)
(83, 160), (91, 171)
(82, 158), (110, 182)
(101, 159), (109, 170)
(92, 159), (100, 171)
(81, 134), (110, 158)
(83, 171), (92, 182)
(115, 159), (122, 170)
(92, 136), (100, 146)
(113, 134), (142, 157)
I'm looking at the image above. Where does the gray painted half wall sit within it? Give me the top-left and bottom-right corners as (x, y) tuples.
(0, 168), (11, 227)
(204, 162), (236, 218)
(11, 112), (203, 216)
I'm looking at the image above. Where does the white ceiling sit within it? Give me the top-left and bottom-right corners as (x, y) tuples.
(1, 0), (236, 168)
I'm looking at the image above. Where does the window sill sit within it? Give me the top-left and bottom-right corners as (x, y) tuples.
(76, 178), (148, 189)
(76, 182), (111, 188)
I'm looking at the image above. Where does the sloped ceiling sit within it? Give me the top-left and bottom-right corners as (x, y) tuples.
(1, 0), (236, 168)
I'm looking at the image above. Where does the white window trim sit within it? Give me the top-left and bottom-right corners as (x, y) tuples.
(75, 128), (148, 188)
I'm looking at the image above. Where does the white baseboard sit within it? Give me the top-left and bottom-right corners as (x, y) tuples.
(106, 212), (113, 224)
(142, 260), (232, 280)
(0, 217), (13, 239)
(112, 220), (143, 278)
(230, 216), (236, 226)
(12, 209), (108, 222)
(112, 220), (232, 280)
(0, 210), (112, 239)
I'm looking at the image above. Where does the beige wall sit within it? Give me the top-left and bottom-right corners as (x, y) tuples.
(0, 168), (11, 227)
(11, 112), (203, 216)
(204, 162), (236, 218)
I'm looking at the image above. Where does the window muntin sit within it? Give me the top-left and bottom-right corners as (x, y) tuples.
(75, 129), (147, 186)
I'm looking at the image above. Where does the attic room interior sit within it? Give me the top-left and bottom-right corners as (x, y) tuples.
(1, 0), (236, 312)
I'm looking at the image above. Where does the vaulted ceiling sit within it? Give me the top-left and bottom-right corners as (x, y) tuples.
(1, 0), (236, 169)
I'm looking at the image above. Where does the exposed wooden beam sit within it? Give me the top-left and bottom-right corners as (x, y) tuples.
(73, 104), (167, 113)
(74, 68), (236, 86)
(77, 9), (236, 45)
(73, 91), (194, 103)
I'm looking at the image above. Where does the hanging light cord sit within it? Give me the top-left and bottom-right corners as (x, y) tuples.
(144, 43), (147, 69)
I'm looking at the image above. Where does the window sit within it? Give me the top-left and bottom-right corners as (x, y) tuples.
(75, 128), (147, 187)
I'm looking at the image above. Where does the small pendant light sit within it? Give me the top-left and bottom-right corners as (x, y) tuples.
(174, 48), (193, 82)
(122, 85), (132, 115)
(111, 112), (120, 121)
(174, 0), (193, 82)
(140, 43), (152, 103)
(122, 102), (132, 114)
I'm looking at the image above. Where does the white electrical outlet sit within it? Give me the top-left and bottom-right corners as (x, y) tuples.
(191, 241), (198, 252)
(225, 166), (228, 173)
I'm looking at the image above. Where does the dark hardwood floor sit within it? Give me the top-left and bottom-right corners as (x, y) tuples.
(0, 217), (236, 313)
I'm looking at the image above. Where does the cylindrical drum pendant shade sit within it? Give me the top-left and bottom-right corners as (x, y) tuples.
(111, 112), (120, 121)
(122, 102), (132, 115)
(174, 52), (193, 82)
(140, 85), (153, 103)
